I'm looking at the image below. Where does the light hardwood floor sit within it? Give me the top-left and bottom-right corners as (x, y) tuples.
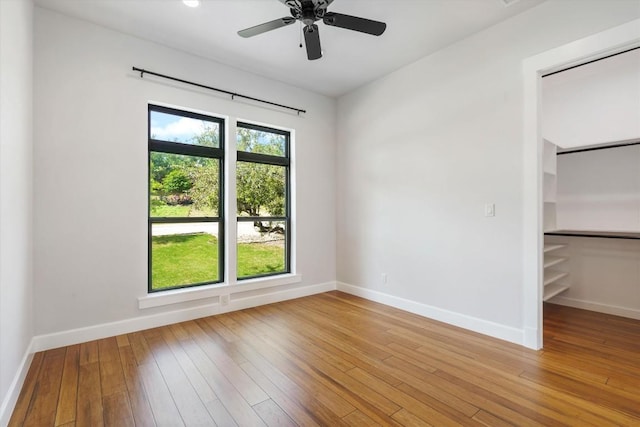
(9, 291), (640, 426)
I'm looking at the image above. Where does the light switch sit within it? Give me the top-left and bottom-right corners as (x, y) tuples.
(485, 203), (495, 217)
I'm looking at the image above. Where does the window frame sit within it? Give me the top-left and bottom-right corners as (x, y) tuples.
(148, 104), (225, 292)
(236, 121), (291, 280)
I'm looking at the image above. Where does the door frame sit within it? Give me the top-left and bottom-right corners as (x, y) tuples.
(521, 19), (640, 350)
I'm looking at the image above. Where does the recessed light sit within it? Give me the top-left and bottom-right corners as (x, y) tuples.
(183, 0), (200, 8)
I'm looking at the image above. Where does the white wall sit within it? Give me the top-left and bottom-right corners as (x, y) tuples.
(0, 0), (34, 423)
(543, 49), (640, 148)
(557, 145), (640, 231)
(33, 8), (336, 337)
(336, 0), (640, 343)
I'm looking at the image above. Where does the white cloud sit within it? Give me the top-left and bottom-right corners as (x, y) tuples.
(151, 116), (207, 142)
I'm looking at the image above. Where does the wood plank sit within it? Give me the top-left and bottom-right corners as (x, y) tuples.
(115, 334), (130, 348)
(137, 359), (185, 427)
(102, 391), (134, 427)
(253, 399), (297, 427)
(8, 352), (45, 427)
(347, 367), (467, 427)
(160, 326), (242, 426)
(98, 337), (127, 397)
(22, 348), (66, 427)
(75, 362), (104, 427)
(239, 360), (320, 427)
(55, 345), (80, 426)
(472, 410), (515, 427)
(172, 330), (266, 426)
(117, 345), (156, 427)
(142, 329), (215, 426)
(391, 408), (434, 427)
(342, 409), (382, 426)
(79, 341), (99, 366)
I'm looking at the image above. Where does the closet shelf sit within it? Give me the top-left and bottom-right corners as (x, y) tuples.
(544, 283), (570, 301)
(544, 244), (566, 253)
(544, 271), (568, 287)
(545, 230), (640, 240)
(544, 256), (568, 268)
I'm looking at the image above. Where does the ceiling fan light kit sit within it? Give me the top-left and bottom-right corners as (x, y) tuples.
(238, 0), (387, 60)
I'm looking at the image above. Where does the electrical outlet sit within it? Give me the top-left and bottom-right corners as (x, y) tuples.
(381, 273), (388, 285)
(220, 294), (230, 306)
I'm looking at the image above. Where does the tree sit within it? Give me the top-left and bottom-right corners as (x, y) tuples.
(188, 160), (220, 216)
(163, 169), (192, 194)
(236, 128), (286, 233)
(236, 162), (284, 217)
(236, 128), (285, 218)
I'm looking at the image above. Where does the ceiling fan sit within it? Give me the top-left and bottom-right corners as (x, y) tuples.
(238, 0), (387, 60)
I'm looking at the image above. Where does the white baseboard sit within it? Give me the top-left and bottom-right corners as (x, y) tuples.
(0, 339), (35, 427)
(32, 281), (336, 352)
(337, 282), (526, 347)
(549, 295), (640, 320)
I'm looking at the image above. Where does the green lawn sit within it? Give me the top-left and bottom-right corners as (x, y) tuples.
(151, 233), (285, 290)
(150, 204), (190, 217)
(150, 201), (216, 218)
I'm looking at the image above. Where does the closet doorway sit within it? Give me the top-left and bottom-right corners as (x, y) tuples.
(522, 19), (640, 350)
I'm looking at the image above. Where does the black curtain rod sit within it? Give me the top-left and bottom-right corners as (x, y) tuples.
(542, 46), (640, 78)
(557, 140), (640, 155)
(132, 67), (306, 115)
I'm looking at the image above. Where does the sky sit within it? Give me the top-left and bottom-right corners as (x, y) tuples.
(150, 111), (216, 143)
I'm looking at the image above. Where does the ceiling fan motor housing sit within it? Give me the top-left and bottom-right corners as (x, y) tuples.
(290, 0), (327, 27)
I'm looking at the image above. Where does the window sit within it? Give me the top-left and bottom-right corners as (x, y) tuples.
(236, 123), (290, 279)
(148, 105), (224, 292)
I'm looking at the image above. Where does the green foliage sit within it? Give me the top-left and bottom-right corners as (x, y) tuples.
(163, 169), (193, 194)
(236, 127), (285, 156)
(149, 126), (286, 220)
(236, 127), (286, 217)
(188, 160), (219, 216)
(236, 162), (285, 216)
(190, 126), (219, 147)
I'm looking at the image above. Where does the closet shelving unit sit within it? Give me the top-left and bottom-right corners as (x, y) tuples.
(545, 140), (640, 242)
(543, 243), (569, 300)
(542, 139), (640, 303)
(542, 139), (570, 301)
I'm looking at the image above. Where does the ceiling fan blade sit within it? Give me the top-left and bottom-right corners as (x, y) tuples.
(277, 0), (301, 10)
(323, 12), (386, 36)
(316, 0), (335, 10)
(238, 17), (296, 38)
(303, 24), (322, 60)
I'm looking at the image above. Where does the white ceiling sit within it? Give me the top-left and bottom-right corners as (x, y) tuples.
(34, 0), (546, 97)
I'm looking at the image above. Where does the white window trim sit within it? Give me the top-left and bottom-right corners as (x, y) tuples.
(144, 110), (297, 309)
(138, 273), (302, 309)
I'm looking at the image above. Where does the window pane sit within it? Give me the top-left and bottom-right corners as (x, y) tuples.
(237, 126), (286, 156)
(150, 152), (219, 217)
(237, 221), (286, 278)
(236, 161), (285, 217)
(150, 110), (220, 147)
(151, 222), (220, 290)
